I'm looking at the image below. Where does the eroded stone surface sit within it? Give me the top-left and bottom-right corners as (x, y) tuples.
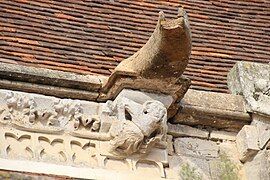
(166, 135), (174, 155)
(169, 138), (241, 180)
(252, 114), (270, 149)
(169, 155), (211, 180)
(210, 131), (237, 141)
(174, 138), (219, 158)
(236, 125), (259, 162)
(168, 123), (209, 139)
(219, 141), (240, 165)
(228, 61), (270, 117)
(243, 150), (270, 180)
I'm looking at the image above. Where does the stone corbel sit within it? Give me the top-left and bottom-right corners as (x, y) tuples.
(100, 8), (192, 118)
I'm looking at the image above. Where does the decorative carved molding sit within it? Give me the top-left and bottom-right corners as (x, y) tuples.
(0, 92), (96, 133)
(0, 89), (171, 178)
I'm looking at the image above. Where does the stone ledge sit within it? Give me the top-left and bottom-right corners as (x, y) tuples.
(0, 79), (99, 101)
(0, 64), (252, 133)
(180, 89), (246, 112)
(172, 89), (251, 131)
(168, 123), (209, 139)
(0, 62), (104, 92)
(0, 158), (166, 180)
(210, 131), (237, 141)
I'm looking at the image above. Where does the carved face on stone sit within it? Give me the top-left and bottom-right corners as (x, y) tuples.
(143, 101), (166, 120)
(138, 101), (167, 136)
(109, 100), (167, 156)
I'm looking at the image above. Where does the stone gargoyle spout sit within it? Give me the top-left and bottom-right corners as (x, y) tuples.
(114, 8), (192, 82)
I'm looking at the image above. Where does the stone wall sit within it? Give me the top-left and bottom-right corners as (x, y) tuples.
(167, 123), (242, 180)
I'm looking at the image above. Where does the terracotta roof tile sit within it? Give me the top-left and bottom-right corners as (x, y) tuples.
(0, 0), (269, 93)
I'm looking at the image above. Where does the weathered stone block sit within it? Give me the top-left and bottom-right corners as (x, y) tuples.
(174, 138), (219, 158)
(236, 125), (259, 162)
(219, 141), (240, 165)
(210, 131), (237, 141)
(209, 156), (240, 180)
(243, 150), (270, 180)
(168, 124), (209, 139)
(181, 89), (247, 112)
(252, 114), (270, 149)
(169, 155), (211, 180)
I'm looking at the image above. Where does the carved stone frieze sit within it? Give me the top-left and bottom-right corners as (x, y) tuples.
(0, 91), (99, 133)
(0, 88), (172, 177)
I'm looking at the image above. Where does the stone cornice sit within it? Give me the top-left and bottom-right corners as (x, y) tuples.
(0, 62), (103, 101)
(0, 62), (251, 131)
(172, 89), (251, 131)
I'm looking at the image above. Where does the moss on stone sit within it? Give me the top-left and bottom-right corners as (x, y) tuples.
(179, 163), (202, 180)
(219, 153), (240, 180)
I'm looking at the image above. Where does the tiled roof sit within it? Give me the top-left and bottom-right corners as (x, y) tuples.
(0, 0), (269, 93)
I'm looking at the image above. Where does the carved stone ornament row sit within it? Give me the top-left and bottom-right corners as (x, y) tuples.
(0, 89), (170, 177)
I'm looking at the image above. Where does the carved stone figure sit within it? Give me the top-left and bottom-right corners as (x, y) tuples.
(228, 62), (270, 117)
(108, 99), (167, 156)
